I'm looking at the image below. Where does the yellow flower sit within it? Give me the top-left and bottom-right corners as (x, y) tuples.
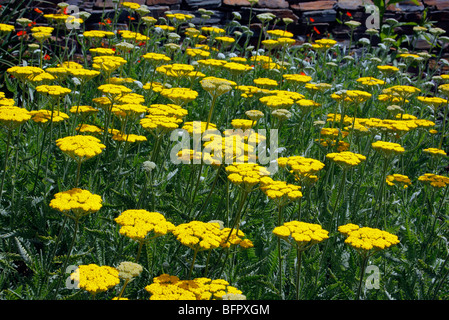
(172, 221), (223, 251)
(356, 76), (385, 86)
(312, 38), (337, 50)
(142, 52), (171, 65)
(147, 103), (188, 119)
(273, 221), (329, 250)
(160, 87), (198, 105)
(338, 223), (400, 253)
(266, 29), (294, 39)
(140, 114), (183, 134)
(377, 65), (399, 74)
(222, 62), (253, 75)
(112, 133), (147, 143)
(56, 135), (106, 162)
(282, 73), (312, 84)
(386, 174), (412, 188)
(201, 26), (226, 35)
(92, 55), (127, 73)
(372, 140), (405, 157)
(259, 95), (294, 109)
(7, 66), (45, 82)
(417, 96), (448, 111)
(49, 188), (103, 218)
(114, 209), (175, 242)
(0, 23), (15, 33)
(225, 163), (271, 191)
(97, 84), (132, 101)
(186, 48), (211, 58)
(182, 121), (218, 135)
(423, 147), (447, 157)
(0, 106), (31, 130)
(326, 151), (366, 169)
(122, 1), (141, 9)
(253, 77), (278, 88)
(277, 155), (325, 182)
(76, 124), (103, 135)
(382, 85), (421, 99)
(83, 30), (115, 38)
(330, 90), (372, 104)
(29, 109), (69, 124)
(35, 85), (71, 97)
(200, 76), (235, 98)
(156, 63), (195, 78)
(145, 274), (242, 300)
(69, 105), (98, 115)
(418, 173), (449, 188)
(70, 264), (120, 295)
(260, 176), (302, 205)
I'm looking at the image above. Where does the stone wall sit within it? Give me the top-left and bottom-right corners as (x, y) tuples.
(31, 0), (449, 43)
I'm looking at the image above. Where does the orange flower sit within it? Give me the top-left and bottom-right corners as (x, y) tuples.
(34, 8), (43, 14)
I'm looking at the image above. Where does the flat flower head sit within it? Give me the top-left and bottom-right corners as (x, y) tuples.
(326, 151), (366, 169)
(56, 135), (106, 162)
(0, 106), (31, 130)
(172, 221), (223, 251)
(273, 221), (329, 250)
(339, 224), (400, 254)
(372, 141), (405, 157)
(49, 188), (103, 218)
(71, 264), (119, 295)
(160, 87), (198, 105)
(114, 209), (175, 242)
(386, 174), (412, 188)
(36, 85), (71, 97)
(418, 173), (449, 188)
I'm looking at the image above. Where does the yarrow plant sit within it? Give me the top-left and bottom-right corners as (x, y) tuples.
(0, 1), (448, 302)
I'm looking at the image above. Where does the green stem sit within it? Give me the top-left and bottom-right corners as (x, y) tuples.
(356, 253), (369, 300)
(188, 247), (199, 279)
(0, 130), (12, 203)
(296, 248), (303, 300)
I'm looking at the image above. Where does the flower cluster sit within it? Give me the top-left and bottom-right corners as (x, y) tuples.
(372, 141), (405, 157)
(418, 173), (449, 188)
(114, 209), (175, 242)
(326, 151), (366, 169)
(70, 264), (120, 295)
(273, 221), (329, 250)
(56, 135), (106, 162)
(386, 174), (412, 188)
(49, 188), (103, 219)
(338, 223), (400, 254)
(225, 163), (271, 191)
(172, 221), (223, 251)
(260, 176), (302, 205)
(145, 274), (242, 300)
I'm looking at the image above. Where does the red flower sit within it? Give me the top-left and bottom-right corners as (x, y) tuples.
(63, 7), (68, 14)
(310, 17), (315, 23)
(28, 21), (36, 27)
(346, 11), (352, 17)
(34, 8), (43, 14)
(17, 31), (26, 36)
(313, 26), (321, 34)
(128, 16), (135, 21)
(43, 54), (51, 60)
